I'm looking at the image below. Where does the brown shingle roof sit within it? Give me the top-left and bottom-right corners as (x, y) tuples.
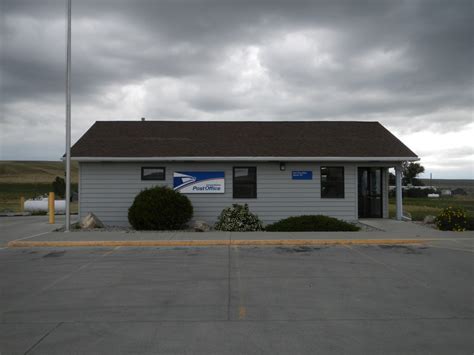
(71, 121), (417, 159)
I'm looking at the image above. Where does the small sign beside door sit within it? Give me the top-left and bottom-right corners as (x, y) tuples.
(292, 171), (313, 180)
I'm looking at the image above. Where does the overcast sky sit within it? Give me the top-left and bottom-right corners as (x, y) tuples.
(1, 0), (472, 178)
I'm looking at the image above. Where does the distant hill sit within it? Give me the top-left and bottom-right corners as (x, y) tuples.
(419, 178), (474, 194)
(0, 161), (78, 183)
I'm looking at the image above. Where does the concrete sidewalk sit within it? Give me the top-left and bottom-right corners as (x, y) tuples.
(7, 225), (474, 248)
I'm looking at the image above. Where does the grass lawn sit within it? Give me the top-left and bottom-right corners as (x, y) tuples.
(389, 196), (474, 220)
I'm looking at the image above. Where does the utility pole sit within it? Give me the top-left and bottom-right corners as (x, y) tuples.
(65, 0), (72, 231)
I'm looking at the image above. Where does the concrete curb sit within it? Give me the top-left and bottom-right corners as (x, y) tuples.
(7, 239), (427, 248)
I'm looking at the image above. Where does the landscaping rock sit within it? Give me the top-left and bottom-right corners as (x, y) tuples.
(80, 212), (104, 229)
(423, 215), (436, 224)
(193, 220), (210, 232)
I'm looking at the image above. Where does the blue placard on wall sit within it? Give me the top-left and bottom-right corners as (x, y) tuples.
(292, 171), (313, 180)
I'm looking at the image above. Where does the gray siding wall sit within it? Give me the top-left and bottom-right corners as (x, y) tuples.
(79, 162), (362, 226)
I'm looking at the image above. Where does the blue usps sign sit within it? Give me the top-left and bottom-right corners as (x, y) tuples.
(292, 171), (312, 180)
(173, 171), (225, 193)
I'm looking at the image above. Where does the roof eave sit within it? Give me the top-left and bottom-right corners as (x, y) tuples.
(69, 156), (420, 162)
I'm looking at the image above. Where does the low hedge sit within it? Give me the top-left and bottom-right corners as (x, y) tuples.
(128, 186), (193, 230)
(265, 215), (360, 232)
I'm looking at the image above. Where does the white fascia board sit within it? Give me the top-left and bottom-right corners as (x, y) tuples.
(71, 156), (420, 162)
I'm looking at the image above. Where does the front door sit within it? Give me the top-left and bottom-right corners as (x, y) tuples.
(358, 167), (383, 218)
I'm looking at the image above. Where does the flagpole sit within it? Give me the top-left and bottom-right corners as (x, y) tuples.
(65, 0), (72, 231)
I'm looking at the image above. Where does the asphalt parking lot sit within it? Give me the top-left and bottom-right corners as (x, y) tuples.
(1, 242), (473, 354)
(0, 216), (71, 247)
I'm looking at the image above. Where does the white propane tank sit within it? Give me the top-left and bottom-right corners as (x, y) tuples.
(24, 197), (66, 213)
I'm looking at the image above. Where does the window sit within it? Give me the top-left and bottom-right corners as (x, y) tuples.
(141, 167), (165, 181)
(321, 167), (344, 198)
(233, 167), (257, 198)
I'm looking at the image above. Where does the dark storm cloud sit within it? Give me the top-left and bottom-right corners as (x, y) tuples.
(2, 0), (472, 108)
(0, 0), (473, 176)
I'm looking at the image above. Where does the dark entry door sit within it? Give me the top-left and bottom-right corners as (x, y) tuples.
(358, 168), (383, 218)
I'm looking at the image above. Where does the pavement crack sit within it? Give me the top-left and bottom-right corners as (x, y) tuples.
(24, 321), (63, 355)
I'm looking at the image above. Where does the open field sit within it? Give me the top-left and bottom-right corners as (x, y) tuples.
(0, 183), (78, 213)
(0, 160), (78, 183)
(389, 196), (474, 220)
(0, 161), (79, 213)
(419, 178), (474, 194)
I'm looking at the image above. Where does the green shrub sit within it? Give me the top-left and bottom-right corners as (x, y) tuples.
(265, 215), (360, 232)
(128, 186), (193, 230)
(215, 204), (263, 231)
(466, 217), (474, 231)
(435, 207), (467, 231)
